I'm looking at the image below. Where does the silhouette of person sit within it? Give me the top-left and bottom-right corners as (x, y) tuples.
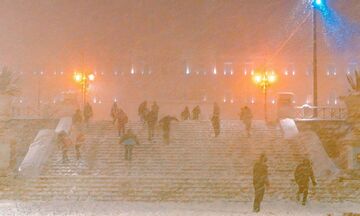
(253, 154), (270, 213)
(294, 159), (317, 205)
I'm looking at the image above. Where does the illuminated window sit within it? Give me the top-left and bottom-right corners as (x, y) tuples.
(224, 62), (233, 75)
(185, 66), (190, 75)
(284, 69), (289, 76)
(213, 66), (217, 75)
(347, 62), (358, 75)
(306, 66), (312, 76)
(285, 64), (295, 76)
(244, 63), (254, 76)
(327, 65), (336, 76)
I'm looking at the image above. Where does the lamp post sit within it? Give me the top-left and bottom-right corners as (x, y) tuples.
(312, 0), (323, 117)
(73, 71), (95, 109)
(253, 71), (277, 122)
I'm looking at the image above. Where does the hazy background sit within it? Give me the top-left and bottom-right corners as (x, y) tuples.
(1, 0), (360, 119)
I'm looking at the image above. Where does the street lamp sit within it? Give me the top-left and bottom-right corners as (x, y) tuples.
(312, 0), (324, 117)
(252, 71), (277, 122)
(73, 71), (95, 109)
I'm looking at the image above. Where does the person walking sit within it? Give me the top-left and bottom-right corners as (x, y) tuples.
(240, 106), (253, 137)
(75, 132), (85, 160)
(72, 109), (83, 131)
(57, 131), (73, 163)
(253, 154), (270, 213)
(83, 102), (93, 126)
(294, 159), (317, 206)
(151, 101), (159, 124)
(192, 105), (201, 120)
(211, 114), (220, 137)
(119, 129), (140, 161)
(181, 106), (190, 120)
(110, 102), (119, 124)
(138, 101), (148, 123)
(116, 109), (128, 137)
(146, 110), (157, 141)
(213, 102), (220, 117)
(159, 115), (178, 144)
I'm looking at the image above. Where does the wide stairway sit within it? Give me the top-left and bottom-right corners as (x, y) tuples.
(2, 120), (359, 202)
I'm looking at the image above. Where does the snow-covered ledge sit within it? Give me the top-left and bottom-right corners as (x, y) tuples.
(55, 116), (73, 135)
(280, 119), (340, 176)
(18, 129), (56, 178)
(18, 117), (73, 178)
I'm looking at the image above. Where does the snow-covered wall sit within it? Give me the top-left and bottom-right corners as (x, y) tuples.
(18, 129), (56, 178)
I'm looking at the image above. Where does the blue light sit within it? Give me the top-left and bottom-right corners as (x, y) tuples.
(315, 0), (322, 6)
(313, 0), (325, 10)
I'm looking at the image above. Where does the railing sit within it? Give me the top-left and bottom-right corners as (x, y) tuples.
(295, 105), (347, 120)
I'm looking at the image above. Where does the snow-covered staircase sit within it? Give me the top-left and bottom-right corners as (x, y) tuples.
(1, 120), (359, 202)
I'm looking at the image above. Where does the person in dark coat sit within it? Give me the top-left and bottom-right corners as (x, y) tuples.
(213, 102), (220, 117)
(151, 102), (159, 123)
(138, 101), (149, 123)
(181, 106), (190, 120)
(240, 106), (253, 137)
(116, 109), (128, 137)
(159, 115), (178, 144)
(110, 102), (119, 124)
(73, 109), (83, 123)
(119, 129), (140, 160)
(75, 132), (85, 160)
(192, 105), (201, 120)
(253, 154), (270, 213)
(83, 102), (93, 126)
(72, 109), (83, 131)
(57, 131), (73, 163)
(146, 110), (157, 141)
(294, 159), (317, 205)
(211, 114), (220, 137)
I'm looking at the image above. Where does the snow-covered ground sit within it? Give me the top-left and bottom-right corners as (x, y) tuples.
(0, 201), (359, 216)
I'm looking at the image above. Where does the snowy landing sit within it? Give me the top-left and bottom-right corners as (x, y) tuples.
(0, 201), (359, 216)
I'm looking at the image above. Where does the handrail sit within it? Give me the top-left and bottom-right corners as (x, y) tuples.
(294, 105), (347, 120)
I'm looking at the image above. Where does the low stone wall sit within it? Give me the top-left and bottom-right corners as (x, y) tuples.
(295, 120), (349, 159)
(0, 119), (58, 175)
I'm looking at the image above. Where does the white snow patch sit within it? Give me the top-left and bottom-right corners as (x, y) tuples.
(0, 201), (358, 216)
